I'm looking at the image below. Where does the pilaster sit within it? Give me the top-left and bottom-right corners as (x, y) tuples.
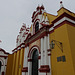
(22, 46), (29, 75)
(40, 38), (44, 65)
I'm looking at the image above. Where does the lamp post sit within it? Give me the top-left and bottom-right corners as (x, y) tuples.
(50, 40), (63, 52)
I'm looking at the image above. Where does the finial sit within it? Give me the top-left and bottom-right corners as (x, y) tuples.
(60, 1), (62, 4)
(41, 4), (44, 10)
(45, 15), (49, 25)
(37, 4), (40, 10)
(60, 1), (64, 8)
(42, 15), (45, 23)
(22, 23), (26, 29)
(23, 23), (26, 26)
(28, 25), (29, 28)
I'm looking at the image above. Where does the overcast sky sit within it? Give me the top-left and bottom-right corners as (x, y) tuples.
(0, 0), (75, 53)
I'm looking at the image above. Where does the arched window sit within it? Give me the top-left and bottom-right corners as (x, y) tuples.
(0, 61), (1, 74)
(32, 50), (38, 75)
(35, 22), (39, 33)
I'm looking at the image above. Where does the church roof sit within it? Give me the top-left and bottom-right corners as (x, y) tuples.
(0, 48), (9, 54)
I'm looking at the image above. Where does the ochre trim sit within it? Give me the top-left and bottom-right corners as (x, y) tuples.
(49, 30), (54, 34)
(52, 12), (75, 23)
(54, 20), (75, 30)
(57, 7), (75, 16)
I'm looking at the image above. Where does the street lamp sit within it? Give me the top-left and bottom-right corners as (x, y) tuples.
(50, 40), (63, 52)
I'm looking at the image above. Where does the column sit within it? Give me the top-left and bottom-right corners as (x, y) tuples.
(22, 47), (28, 75)
(47, 34), (50, 66)
(28, 58), (32, 75)
(41, 38), (44, 65)
(39, 37), (47, 75)
(26, 46), (29, 66)
(26, 46), (29, 75)
(38, 54), (41, 75)
(44, 36), (48, 65)
(47, 34), (51, 75)
(23, 47), (27, 67)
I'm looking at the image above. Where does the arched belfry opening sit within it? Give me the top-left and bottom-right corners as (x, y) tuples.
(0, 61), (1, 74)
(32, 49), (38, 75)
(35, 22), (39, 33)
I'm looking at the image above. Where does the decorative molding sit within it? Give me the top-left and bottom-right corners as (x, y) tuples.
(38, 65), (50, 72)
(54, 20), (75, 30)
(47, 49), (52, 52)
(21, 43), (25, 48)
(22, 67), (28, 72)
(49, 16), (75, 34)
(38, 56), (41, 59)
(28, 59), (32, 62)
(0, 48), (9, 54)
(49, 27), (54, 32)
(12, 43), (25, 52)
(52, 12), (75, 24)
(0, 58), (4, 65)
(24, 26), (49, 48)
(48, 53), (51, 56)
(54, 17), (75, 28)
(28, 45), (40, 58)
(34, 19), (40, 26)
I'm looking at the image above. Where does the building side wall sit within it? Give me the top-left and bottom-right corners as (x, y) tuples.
(14, 50), (20, 75)
(12, 52), (17, 75)
(67, 24), (75, 74)
(18, 48), (24, 75)
(6, 54), (13, 75)
(50, 24), (75, 75)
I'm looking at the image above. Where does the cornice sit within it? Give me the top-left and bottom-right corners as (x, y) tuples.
(24, 25), (50, 47)
(0, 48), (9, 55)
(52, 12), (75, 24)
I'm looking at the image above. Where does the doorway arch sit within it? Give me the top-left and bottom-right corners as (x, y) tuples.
(32, 49), (38, 75)
(28, 45), (40, 75)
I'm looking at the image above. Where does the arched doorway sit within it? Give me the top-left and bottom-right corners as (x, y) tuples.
(32, 49), (38, 75)
(0, 61), (1, 74)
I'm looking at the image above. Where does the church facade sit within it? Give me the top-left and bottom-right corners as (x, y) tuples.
(6, 2), (75, 75)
